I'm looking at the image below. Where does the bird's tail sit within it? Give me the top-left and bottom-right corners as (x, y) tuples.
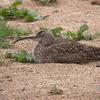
(87, 46), (100, 60)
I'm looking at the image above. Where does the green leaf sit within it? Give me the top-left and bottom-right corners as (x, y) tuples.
(0, 1), (41, 22)
(27, 10), (38, 17)
(15, 50), (35, 63)
(39, 0), (49, 3)
(0, 21), (13, 37)
(16, 9), (28, 18)
(0, 16), (4, 20)
(83, 33), (94, 40)
(51, 27), (63, 37)
(0, 39), (11, 49)
(64, 31), (78, 40)
(8, 7), (18, 18)
(24, 15), (36, 22)
(0, 20), (30, 48)
(5, 50), (16, 58)
(0, 8), (10, 17)
(5, 50), (34, 63)
(78, 24), (88, 35)
(25, 9), (41, 22)
(0, 60), (5, 65)
(14, 27), (29, 36)
(0, 7), (18, 19)
(15, 50), (27, 63)
(26, 53), (34, 62)
(12, 0), (22, 7)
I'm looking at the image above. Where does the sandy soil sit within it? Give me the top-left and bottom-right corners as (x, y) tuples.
(0, 0), (100, 100)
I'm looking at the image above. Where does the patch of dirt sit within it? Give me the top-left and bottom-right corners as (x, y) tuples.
(0, 0), (100, 100)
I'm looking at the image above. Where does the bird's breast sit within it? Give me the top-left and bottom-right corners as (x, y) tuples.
(33, 44), (47, 63)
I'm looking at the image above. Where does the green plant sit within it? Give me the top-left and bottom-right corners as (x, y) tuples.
(5, 50), (17, 59)
(0, 21), (14, 38)
(0, 0), (22, 19)
(5, 50), (35, 63)
(49, 24), (98, 41)
(0, 20), (29, 37)
(77, 24), (89, 39)
(0, 21), (13, 48)
(64, 24), (89, 40)
(50, 27), (64, 37)
(0, 39), (11, 49)
(49, 84), (63, 95)
(37, 0), (50, 4)
(64, 31), (78, 40)
(34, 0), (57, 4)
(0, 60), (5, 65)
(0, 20), (29, 48)
(14, 27), (29, 36)
(12, 0), (22, 7)
(24, 10), (38, 22)
(0, 0), (43, 22)
(15, 50), (35, 63)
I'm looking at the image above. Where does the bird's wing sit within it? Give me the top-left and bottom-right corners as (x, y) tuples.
(46, 41), (88, 63)
(47, 41), (87, 54)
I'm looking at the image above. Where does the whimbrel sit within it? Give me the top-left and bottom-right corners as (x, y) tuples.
(14, 30), (100, 64)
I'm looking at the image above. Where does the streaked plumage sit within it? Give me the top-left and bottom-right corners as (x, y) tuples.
(33, 31), (100, 64)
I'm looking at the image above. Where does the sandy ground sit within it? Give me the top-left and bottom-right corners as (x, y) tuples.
(0, 0), (100, 100)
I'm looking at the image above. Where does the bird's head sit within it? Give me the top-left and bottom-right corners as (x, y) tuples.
(35, 30), (48, 38)
(14, 30), (54, 44)
(35, 30), (55, 46)
(34, 29), (53, 40)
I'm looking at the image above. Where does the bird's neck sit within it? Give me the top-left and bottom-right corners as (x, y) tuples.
(39, 34), (55, 46)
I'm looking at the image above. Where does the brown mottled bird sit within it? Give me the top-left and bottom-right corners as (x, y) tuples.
(14, 30), (100, 64)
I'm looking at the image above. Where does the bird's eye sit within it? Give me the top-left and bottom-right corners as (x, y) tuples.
(36, 30), (45, 37)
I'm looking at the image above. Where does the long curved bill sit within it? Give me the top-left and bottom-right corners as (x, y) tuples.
(13, 36), (36, 44)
